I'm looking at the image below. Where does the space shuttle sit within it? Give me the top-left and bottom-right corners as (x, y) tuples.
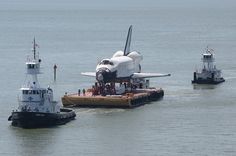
(81, 25), (170, 83)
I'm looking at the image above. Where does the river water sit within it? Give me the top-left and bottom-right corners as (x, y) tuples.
(0, 0), (236, 155)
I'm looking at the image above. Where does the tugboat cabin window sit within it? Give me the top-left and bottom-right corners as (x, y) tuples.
(23, 90), (40, 95)
(27, 64), (38, 69)
(204, 55), (212, 59)
(28, 64), (34, 69)
(22, 90), (29, 94)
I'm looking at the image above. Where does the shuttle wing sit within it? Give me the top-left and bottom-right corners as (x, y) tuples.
(132, 73), (171, 79)
(81, 72), (96, 77)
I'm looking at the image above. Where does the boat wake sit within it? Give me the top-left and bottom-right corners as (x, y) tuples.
(76, 108), (126, 115)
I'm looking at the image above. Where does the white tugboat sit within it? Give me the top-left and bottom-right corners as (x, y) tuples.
(8, 39), (76, 128)
(192, 47), (225, 84)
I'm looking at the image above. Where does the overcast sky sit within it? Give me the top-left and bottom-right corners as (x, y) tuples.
(1, 0), (236, 11)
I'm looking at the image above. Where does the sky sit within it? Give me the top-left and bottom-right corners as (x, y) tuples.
(1, 0), (236, 11)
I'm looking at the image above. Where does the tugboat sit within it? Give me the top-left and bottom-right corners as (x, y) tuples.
(192, 47), (225, 84)
(8, 38), (76, 128)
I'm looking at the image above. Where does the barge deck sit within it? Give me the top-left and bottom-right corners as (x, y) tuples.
(62, 88), (164, 108)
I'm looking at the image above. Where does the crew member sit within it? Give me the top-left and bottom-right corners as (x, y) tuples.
(82, 89), (86, 96)
(78, 89), (81, 96)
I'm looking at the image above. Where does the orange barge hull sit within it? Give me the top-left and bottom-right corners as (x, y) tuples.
(61, 89), (164, 108)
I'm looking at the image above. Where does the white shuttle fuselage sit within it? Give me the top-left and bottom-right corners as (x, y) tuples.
(96, 51), (142, 80)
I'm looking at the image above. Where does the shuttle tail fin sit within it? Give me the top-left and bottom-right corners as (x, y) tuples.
(124, 25), (132, 56)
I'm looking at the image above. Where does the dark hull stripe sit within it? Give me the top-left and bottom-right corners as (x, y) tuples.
(192, 78), (225, 84)
(9, 109), (76, 128)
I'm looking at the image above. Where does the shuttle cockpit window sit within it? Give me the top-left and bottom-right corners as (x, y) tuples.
(99, 60), (114, 65)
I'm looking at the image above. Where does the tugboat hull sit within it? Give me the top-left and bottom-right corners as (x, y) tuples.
(192, 71), (225, 84)
(192, 78), (225, 84)
(8, 108), (76, 128)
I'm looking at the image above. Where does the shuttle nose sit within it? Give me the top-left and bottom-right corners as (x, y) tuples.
(96, 68), (110, 82)
(96, 72), (104, 81)
(96, 68), (116, 83)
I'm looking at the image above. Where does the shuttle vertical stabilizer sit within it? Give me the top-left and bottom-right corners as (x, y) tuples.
(124, 25), (132, 56)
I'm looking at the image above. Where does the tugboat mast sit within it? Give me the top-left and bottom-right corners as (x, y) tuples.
(33, 37), (36, 60)
(25, 38), (41, 88)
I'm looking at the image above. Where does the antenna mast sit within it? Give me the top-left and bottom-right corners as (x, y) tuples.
(33, 37), (36, 59)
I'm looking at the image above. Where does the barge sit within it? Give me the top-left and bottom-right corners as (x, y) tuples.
(62, 88), (164, 108)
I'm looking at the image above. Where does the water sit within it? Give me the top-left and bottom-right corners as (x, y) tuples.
(1, 0), (236, 155)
